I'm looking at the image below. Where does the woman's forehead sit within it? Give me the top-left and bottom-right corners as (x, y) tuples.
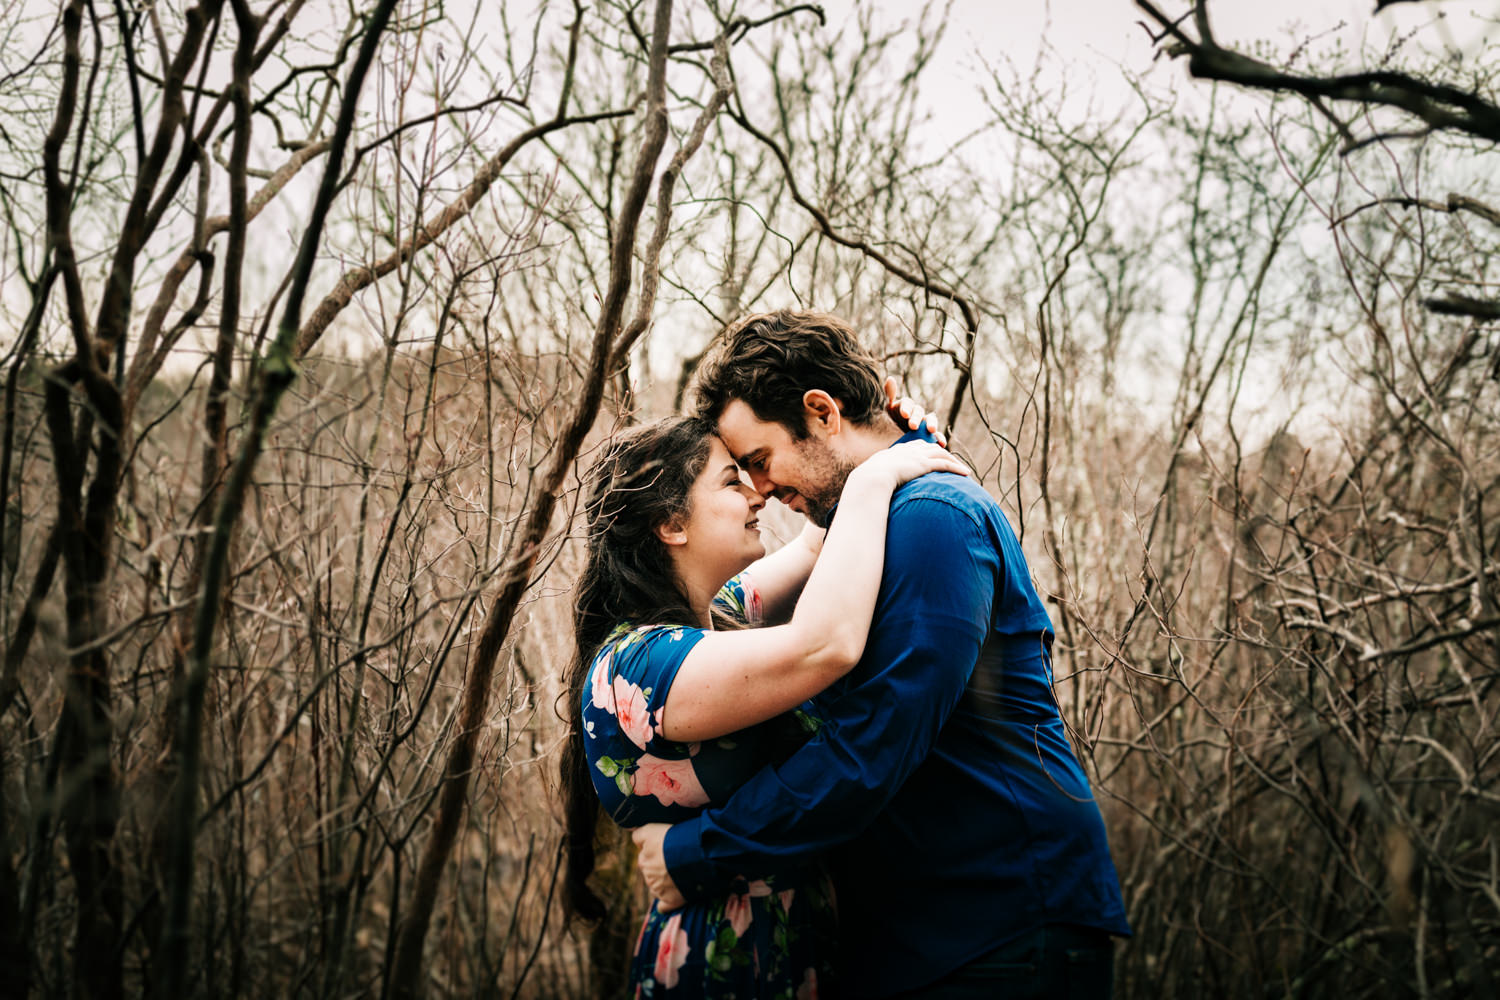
(705, 434), (735, 466)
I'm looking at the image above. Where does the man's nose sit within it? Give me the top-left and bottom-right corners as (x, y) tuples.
(747, 469), (774, 496)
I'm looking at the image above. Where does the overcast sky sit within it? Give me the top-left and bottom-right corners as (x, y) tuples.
(876, 0), (1492, 65)
(860, 0), (1493, 135)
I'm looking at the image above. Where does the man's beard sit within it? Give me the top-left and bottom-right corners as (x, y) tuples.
(794, 437), (856, 527)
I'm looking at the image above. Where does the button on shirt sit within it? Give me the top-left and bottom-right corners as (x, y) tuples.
(661, 431), (1130, 997)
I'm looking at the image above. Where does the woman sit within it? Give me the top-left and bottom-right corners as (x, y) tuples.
(561, 412), (961, 997)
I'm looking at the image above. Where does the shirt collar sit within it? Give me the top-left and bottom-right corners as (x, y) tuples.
(822, 426), (939, 526)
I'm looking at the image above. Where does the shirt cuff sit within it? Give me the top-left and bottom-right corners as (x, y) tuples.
(663, 818), (720, 904)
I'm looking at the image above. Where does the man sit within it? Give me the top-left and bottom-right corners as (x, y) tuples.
(633, 310), (1128, 997)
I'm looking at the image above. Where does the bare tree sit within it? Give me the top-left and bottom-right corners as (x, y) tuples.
(1054, 4), (1500, 996)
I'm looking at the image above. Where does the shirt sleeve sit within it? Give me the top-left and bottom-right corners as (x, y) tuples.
(662, 493), (999, 898)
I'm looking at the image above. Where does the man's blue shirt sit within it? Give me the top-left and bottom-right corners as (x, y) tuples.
(662, 432), (1129, 996)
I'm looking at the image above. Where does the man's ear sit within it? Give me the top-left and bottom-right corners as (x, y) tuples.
(655, 517), (688, 547)
(802, 389), (843, 436)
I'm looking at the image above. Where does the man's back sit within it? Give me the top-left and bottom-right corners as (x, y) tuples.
(662, 445), (1127, 996)
(823, 468), (1128, 992)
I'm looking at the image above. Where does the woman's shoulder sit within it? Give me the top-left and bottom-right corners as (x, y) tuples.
(604, 619), (697, 645)
(582, 620), (707, 747)
(596, 620), (702, 671)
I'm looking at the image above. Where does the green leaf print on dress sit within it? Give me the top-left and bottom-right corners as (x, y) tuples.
(593, 754), (635, 797)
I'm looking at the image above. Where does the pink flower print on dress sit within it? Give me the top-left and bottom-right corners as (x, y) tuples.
(633, 754), (709, 808)
(745, 879), (772, 898)
(633, 913), (648, 956)
(724, 890), (753, 938)
(589, 651), (614, 711)
(654, 912), (690, 988)
(611, 676), (653, 748)
(797, 967), (819, 1000)
(779, 887), (796, 912)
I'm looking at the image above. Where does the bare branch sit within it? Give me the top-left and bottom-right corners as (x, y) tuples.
(1135, 0), (1500, 144)
(128, 138), (332, 404)
(389, 2), (680, 993)
(157, 0), (399, 989)
(669, 3), (826, 53)
(42, 0), (94, 361)
(614, 35), (735, 365)
(294, 109), (628, 359)
(1423, 294), (1500, 320)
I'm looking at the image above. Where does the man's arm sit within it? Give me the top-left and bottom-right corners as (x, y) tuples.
(656, 490), (999, 902)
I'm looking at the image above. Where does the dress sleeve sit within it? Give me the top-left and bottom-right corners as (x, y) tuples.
(590, 623), (707, 753)
(660, 496), (998, 898)
(710, 572), (763, 626)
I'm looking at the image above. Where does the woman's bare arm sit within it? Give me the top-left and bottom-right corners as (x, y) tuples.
(656, 441), (967, 742)
(733, 522), (824, 625)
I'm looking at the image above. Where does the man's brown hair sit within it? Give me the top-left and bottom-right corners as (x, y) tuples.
(693, 310), (885, 439)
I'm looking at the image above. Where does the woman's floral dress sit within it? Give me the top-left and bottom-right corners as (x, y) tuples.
(583, 575), (835, 999)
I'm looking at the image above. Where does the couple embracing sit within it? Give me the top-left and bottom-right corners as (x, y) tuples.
(560, 311), (1128, 998)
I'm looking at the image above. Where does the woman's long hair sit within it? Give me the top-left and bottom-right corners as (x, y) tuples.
(560, 416), (718, 921)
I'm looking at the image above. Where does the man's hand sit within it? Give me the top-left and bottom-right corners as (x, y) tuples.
(632, 824), (685, 912)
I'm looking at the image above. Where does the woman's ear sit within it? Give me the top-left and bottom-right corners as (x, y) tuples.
(655, 517), (688, 547)
(801, 389), (843, 436)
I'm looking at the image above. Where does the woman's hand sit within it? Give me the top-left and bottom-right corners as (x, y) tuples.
(848, 439), (969, 494)
(884, 375), (948, 447)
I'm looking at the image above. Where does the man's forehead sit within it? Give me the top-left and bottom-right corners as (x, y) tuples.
(716, 399), (778, 454)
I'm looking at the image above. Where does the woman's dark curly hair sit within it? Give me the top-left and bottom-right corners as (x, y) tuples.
(559, 416), (723, 921)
